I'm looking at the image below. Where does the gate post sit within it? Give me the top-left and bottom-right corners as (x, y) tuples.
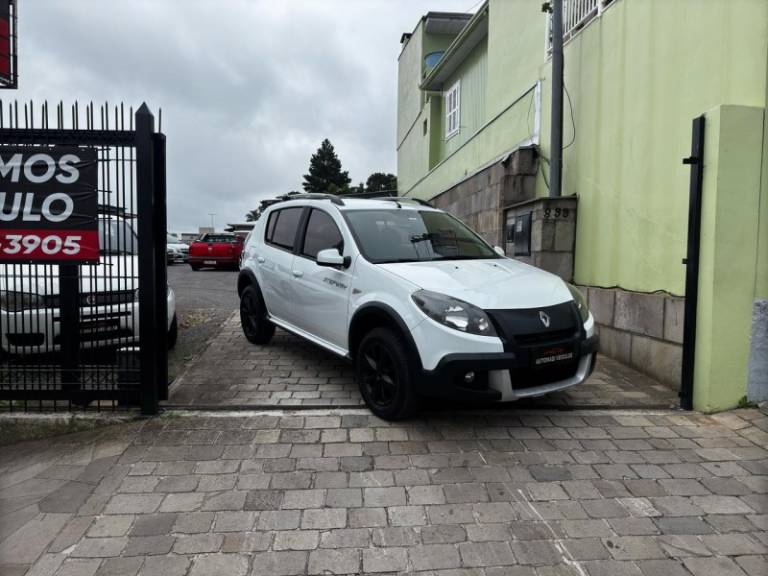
(153, 132), (169, 400)
(680, 115), (705, 411)
(136, 104), (159, 415)
(59, 264), (81, 393)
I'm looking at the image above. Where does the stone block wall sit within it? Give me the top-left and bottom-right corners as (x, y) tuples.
(504, 196), (577, 281)
(579, 285), (684, 389)
(431, 146), (538, 247)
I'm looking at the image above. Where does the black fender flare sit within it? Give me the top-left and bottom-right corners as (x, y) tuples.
(348, 302), (422, 370)
(237, 268), (260, 297)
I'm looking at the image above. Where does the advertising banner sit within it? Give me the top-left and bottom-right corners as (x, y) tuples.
(0, 147), (99, 263)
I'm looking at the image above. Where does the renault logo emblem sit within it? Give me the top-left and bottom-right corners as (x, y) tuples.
(539, 311), (551, 328)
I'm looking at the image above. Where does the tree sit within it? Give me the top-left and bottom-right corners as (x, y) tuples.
(302, 139), (351, 194)
(365, 172), (397, 195)
(245, 209), (260, 222)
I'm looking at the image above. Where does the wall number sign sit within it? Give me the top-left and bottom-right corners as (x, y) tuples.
(0, 147), (99, 263)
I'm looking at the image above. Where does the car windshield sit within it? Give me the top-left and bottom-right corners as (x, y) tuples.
(98, 219), (138, 255)
(344, 209), (499, 264)
(167, 235), (181, 244)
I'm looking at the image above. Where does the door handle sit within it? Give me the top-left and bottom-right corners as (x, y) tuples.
(292, 270), (303, 278)
(256, 256), (265, 264)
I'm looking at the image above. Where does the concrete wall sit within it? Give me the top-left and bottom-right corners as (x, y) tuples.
(581, 287), (684, 389)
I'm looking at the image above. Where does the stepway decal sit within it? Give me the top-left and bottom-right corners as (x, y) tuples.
(0, 147), (99, 263)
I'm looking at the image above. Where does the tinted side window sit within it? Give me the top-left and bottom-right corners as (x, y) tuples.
(265, 211), (278, 242)
(269, 207), (303, 250)
(302, 210), (344, 259)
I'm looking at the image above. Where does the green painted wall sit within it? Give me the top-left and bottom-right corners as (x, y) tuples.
(398, 0), (768, 296)
(398, 23), (465, 194)
(757, 54), (768, 300)
(694, 105), (765, 412)
(486, 0), (546, 118)
(404, 86), (535, 199)
(438, 38), (488, 160)
(397, 23), (423, 149)
(557, 0), (768, 295)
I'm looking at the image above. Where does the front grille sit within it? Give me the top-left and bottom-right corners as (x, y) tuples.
(513, 327), (577, 346)
(487, 302), (580, 351)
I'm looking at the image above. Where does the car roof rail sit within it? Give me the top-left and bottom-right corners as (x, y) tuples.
(275, 193), (345, 206)
(373, 196), (433, 208)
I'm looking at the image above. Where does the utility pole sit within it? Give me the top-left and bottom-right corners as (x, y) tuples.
(549, 0), (564, 198)
(208, 213), (216, 231)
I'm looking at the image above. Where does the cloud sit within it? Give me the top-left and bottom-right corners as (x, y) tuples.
(10, 0), (473, 231)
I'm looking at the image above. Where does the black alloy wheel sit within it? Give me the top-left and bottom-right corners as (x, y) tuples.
(239, 285), (275, 345)
(356, 327), (418, 420)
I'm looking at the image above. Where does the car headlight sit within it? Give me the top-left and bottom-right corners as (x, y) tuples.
(412, 290), (497, 337)
(0, 291), (45, 312)
(568, 284), (589, 323)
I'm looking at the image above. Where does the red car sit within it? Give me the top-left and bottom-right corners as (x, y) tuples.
(188, 233), (244, 270)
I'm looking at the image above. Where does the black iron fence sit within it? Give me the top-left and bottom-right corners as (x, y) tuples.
(0, 100), (167, 413)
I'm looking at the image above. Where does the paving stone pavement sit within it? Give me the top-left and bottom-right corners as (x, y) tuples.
(1, 406), (766, 575)
(168, 313), (678, 409)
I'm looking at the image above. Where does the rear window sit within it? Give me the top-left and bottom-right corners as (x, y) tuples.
(202, 234), (237, 243)
(266, 207), (303, 250)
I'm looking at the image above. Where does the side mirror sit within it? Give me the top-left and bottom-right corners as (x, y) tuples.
(493, 245), (505, 256)
(316, 248), (345, 267)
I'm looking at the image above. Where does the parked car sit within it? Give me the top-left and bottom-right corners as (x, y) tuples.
(0, 217), (178, 356)
(237, 194), (598, 419)
(166, 235), (189, 264)
(189, 233), (243, 270)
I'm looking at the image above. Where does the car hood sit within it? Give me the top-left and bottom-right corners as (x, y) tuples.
(378, 258), (573, 309)
(0, 255), (139, 296)
(167, 243), (188, 250)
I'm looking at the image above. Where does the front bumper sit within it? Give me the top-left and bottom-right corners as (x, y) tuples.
(417, 333), (599, 402)
(1, 289), (176, 355)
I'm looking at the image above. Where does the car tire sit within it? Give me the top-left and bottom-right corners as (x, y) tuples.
(240, 285), (275, 345)
(356, 327), (419, 420)
(190, 264), (201, 271)
(168, 315), (178, 349)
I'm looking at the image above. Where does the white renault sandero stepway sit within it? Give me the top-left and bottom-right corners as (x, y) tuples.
(238, 194), (598, 420)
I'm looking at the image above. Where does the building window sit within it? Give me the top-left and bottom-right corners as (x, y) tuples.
(445, 80), (460, 139)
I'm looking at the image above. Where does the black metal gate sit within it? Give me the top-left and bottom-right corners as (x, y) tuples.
(0, 101), (167, 414)
(679, 115), (705, 411)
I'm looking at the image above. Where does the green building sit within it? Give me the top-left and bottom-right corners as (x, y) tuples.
(396, 0), (768, 412)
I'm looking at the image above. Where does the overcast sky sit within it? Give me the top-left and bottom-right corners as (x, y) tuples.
(12, 0), (478, 232)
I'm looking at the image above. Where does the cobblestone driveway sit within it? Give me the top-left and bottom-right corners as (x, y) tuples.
(168, 314), (678, 409)
(1, 407), (766, 575)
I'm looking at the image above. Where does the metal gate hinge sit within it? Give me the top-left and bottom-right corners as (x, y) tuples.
(682, 156), (698, 165)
